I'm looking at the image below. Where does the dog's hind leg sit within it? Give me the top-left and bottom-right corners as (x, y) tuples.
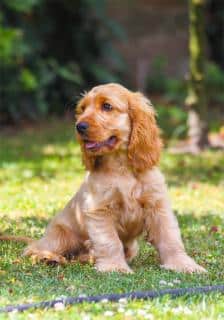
(23, 223), (80, 264)
(24, 200), (85, 264)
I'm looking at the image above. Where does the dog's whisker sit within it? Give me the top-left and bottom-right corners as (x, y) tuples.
(80, 91), (87, 98)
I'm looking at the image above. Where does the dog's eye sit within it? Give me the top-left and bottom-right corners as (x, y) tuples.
(102, 103), (113, 111)
(76, 105), (85, 115)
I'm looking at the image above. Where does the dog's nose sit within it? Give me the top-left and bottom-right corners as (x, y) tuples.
(76, 122), (89, 134)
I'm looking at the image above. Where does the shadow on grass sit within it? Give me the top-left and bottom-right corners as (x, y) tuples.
(161, 152), (224, 186)
(0, 214), (224, 284)
(0, 212), (223, 307)
(0, 120), (74, 159)
(0, 119), (223, 306)
(1, 119), (224, 185)
(2, 207), (222, 244)
(0, 120), (84, 182)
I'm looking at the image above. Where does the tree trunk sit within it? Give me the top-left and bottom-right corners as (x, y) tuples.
(185, 0), (209, 151)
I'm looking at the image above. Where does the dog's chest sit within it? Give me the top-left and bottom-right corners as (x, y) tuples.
(108, 175), (145, 240)
(85, 172), (145, 239)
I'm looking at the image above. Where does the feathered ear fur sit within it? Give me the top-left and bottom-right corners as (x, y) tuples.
(128, 92), (162, 172)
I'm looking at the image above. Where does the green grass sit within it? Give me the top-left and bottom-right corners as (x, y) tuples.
(0, 118), (224, 319)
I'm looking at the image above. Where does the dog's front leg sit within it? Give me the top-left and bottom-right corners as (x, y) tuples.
(143, 176), (206, 273)
(86, 212), (132, 273)
(146, 205), (206, 273)
(145, 201), (207, 273)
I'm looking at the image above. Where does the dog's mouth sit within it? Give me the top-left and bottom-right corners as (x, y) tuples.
(84, 136), (117, 151)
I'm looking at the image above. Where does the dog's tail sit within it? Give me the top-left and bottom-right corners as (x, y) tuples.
(0, 234), (33, 244)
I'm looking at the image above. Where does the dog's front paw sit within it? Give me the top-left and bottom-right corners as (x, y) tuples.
(161, 255), (207, 273)
(96, 261), (133, 273)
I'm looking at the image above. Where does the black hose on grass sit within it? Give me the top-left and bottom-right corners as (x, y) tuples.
(0, 284), (224, 313)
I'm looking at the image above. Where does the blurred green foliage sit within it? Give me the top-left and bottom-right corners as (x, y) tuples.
(157, 105), (188, 140)
(205, 62), (224, 103)
(146, 57), (224, 104)
(0, 0), (125, 123)
(146, 56), (168, 94)
(147, 57), (224, 138)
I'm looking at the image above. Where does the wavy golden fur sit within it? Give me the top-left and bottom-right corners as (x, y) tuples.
(0, 83), (206, 273)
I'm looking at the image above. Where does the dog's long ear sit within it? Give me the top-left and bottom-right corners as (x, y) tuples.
(128, 92), (162, 172)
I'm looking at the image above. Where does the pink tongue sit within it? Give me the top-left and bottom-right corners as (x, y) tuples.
(107, 136), (116, 146)
(85, 141), (99, 149)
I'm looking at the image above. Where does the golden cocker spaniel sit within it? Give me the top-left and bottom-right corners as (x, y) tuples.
(1, 83), (206, 273)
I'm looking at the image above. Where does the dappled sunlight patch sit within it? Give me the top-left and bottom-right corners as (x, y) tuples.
(170, 183), (224, 216)
(161, 150), (224, 186)
(41, 143), (81, 157)
(0, 163), (84, 217)
(0, 210), (33, 219)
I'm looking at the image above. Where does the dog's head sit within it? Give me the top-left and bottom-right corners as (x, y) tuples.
(75, 83), (162, 172)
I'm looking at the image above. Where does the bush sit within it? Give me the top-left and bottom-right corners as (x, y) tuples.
(205, 62), (224, 103)
(146, 57), (224, 106)
(146, 56), (168, 94)
(146, 56), (187, 102)
(0, 0), (125, 124)
(150, 60), (224, 139)
(157, 105), (187, 139)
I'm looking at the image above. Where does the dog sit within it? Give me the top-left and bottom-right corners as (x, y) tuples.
(0, 83), (206, 273)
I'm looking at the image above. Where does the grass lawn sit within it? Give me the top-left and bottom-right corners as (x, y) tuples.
(0, 118), (224, 319)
